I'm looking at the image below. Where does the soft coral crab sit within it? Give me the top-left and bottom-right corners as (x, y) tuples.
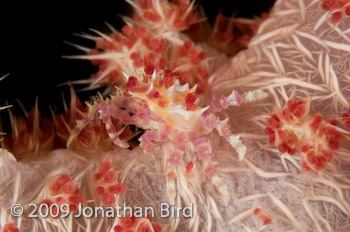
(67, 67), (266, 202)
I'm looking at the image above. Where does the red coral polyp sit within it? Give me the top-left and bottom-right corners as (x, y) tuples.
(321, 0), (350, 22)
(61, 181), (78, 194)
(102, 192), (116, 206)
(42, 174), (85, 216)
(113, 214), (163, 232)
(5, 109), (55, 155)
(1, 223), (19, 232)
(341, 106), (350, 128)
(94, 161), (127, 206)
(287, 99), (307, 119)
(109, 183), (127, 195)
(265, 98), (344, 172)
(98, 160), (112, 175)
(253, 208), (272, 226)
(310, 114), (322, 130)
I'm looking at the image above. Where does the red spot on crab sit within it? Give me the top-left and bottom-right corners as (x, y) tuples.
(186, 103), (197, 111)
(185, 93), (197, 104)
(163, 69), (175, 88)
(185, 161), (195, 175)
(148, 89), (160, 99)
(145, 64), (155, 75)
(180, 72), (192, 84)
(126, 76), (138, 89)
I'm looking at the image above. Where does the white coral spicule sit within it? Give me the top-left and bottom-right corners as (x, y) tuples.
(211, 0), (350, 112)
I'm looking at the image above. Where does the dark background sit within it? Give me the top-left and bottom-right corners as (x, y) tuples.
(0, 0), (275, 131)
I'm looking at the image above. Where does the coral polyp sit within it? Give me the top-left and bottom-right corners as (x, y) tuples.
(321, 0), (350, 22)
(42, 174), (85, 215)
(264, 97), (348, 172)
(94, 160), (127, 206)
